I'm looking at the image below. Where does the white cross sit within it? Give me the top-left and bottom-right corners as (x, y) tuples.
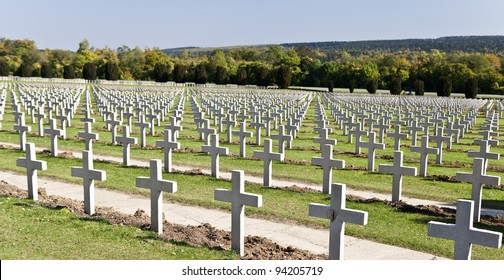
(467, 140), (500, 172)
(313, 128), (337, 153)
(115, 125), (137, 166)
(232, 121), (253, 158)
(202, 133), (229, 178)
(71, 150), (106, 215)
(428, 199), (502, 260)
(410, 135), (438, 177)
(106, 112), (122, 145)
(311, 144), (345, 194)
(43, 119), (63, 157)
(309, 183), (368, 260)
(456, 158), (500, 222)
(214, 170), (262, 256)
(136, 160), (177, 234)
(156, 129), (180, 172)
(378, 150), (417, 202)
(78, 122), (99, 153)
(362, 131), (385, 171)
(429, 127), (452, 164)
(134, 114), (151, 148)
(387, 124), (408, 151)
(16, 143), (47, 201)
(271, 125), (293, 154)
(252, 139), (284, 187)
(13, 113), (31, 151)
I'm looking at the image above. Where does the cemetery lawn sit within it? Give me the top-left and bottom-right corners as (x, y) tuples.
(0, 196), (237, 260)
(0, 147), (503, 259)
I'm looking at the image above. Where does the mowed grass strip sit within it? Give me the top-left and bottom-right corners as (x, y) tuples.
(0, 146), (503, 259)
(0, 196), (237, 260)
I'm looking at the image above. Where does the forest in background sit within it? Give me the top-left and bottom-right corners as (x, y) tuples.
(1, 36), (504, 97)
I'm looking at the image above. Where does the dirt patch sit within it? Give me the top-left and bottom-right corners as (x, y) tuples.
(426, 175), (460, 183)
(177, 147), (199, 153)
(273, 185), (320, 193)
(0, 181), (325, 260)
(41, 149), (75, 158)
(176, 168), (205, 176)
(283, 159), (310, 166)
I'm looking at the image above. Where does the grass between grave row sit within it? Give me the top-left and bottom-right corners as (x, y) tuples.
(0, 146), (503, 259)
(1, 88), (504, 207)
(0, 196), (237, 260)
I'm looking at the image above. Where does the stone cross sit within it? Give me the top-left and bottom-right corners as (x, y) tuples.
(252, 139), (284, 187)
(155, 129), (180, 173)
(55, 111), (69, 139)
(313, 128), (337, 153)
(16, 143), (47, 201)
(456, 158), (501, 222)
(78, 122), (99, 153)
(387, 125), (408, 151)
(467, 140), (500, 171)
(197, 119), (216, 145)
(13, 113), (31, 151)
(429, 127), (451, 164)
(136, 159), (177, 234)
(44, 119), (63, 157)
(165, 116), (182, 141)
(309, 183), (368, 260)
(374, 118), (390, 143)
(406, 120), (422, 146)
(362, 131), (385, 172)
(410, 135), (438, 177)
(349, 125), (368, 154)
(250, 115), (266, 145)
(378, 151), (417, 202)
(271, 125), (293, 154)
(428, 199), (502, 260)
(222, 114), (236, 143)
(115, 125), (137, 166)
(34, 107), (46, 137)
(475, 130), (499, 147)
(311, 144), (345, 194)
(202, 133), (229, 178)
(71, 150), (106, 215)
(214, 170), (262, 256)
(106, 112), (122, 145)
(134, 114), (151, 148)
(445, 122), (459, 147)
(145, 109), (159, 136)
(232, 121), (253, 157)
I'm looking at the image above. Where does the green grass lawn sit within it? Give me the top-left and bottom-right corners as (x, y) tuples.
(0, 196), (237, 260)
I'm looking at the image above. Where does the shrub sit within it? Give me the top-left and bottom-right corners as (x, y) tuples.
(366, 78), (378, 93)
(413, 79), (424, 96)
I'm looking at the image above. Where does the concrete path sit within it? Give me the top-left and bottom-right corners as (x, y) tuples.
(0, 170), (444, 260)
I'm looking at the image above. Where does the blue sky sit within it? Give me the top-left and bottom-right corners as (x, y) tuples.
(2, 0), (503, 51)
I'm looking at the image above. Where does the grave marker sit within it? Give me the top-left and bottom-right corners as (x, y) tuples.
(428, 199), (502, 260)
(252, 139), (284, 187)
(309, 183), (368, 260)
(115, 125), (137, 166)
(378, 151), (417, 202)
(71, 150), (106, 215)
(16, 143), (47, 201)
(202, 133), (229, 178)
(311, 144), (345, 194)
(214, 170), (262, 256)
(136, 160), (177, 234)
(156, 129), (180, 173)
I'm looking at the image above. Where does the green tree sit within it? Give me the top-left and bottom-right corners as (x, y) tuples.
(40, 62), (53, 78)
(173, 63), (187, 83)
(63, 65), (75, 79)
(256, 64), (270, 86)
(366, 78), (379, 93)
(153, 62), (170, 82)
(348, 79), (356, 93)
(194, 63), (208, 84)
(0, 58), (10, 76)
(389, 77), (402, 95)
(82, 62), (97, 80)
(105, 61), (120, 80)
(215, 65), (228, 84)
(464, 77), (478, 99)
(413, 79), (425, 96)
(276, 65), (292, 89)
(236, 67), (247, 85)
(436, 76), (452, 97)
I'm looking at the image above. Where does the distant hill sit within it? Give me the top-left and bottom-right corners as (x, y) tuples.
(162, 36), (504, 56)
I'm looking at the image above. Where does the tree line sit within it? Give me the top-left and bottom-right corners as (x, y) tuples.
(1, 37), (504, 98)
